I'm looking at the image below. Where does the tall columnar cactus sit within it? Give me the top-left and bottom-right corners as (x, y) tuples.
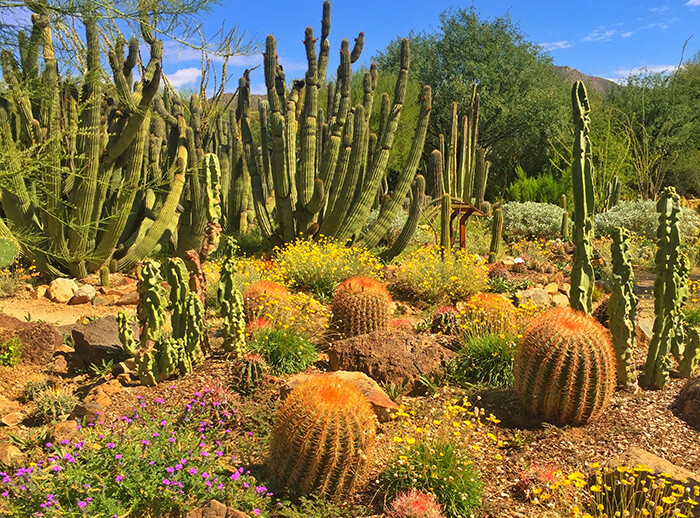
(329, 276), (392, 338)
(569, 81), (595, 315)
(241, 1), (431, 248)
(513, 307), (617, 426)
(641, 187), (690, 389)
(608, 227), (638, 391)
(380, 175), (425, 262)
(605, 175), (621, 210)
(561, 194), (570, 241)
(218, 253), (246, 358)
(269, 375), (376, 500)
(473, 147), (490, 208)
(488, 208), (503, 263)
(428, 149), (444, 199)
(0, 8), (167, 278)
(440, 192), (451, 254)
(118, 258), (204, 386)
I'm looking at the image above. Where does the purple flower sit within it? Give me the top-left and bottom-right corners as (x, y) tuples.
(166, 467), (175, 473)
(200, 451), (209, 457)
(114, 454), (122, 460)
(141, 440), (150, 446)
(115, 475), (123, 483)
(77, 501), (87, 509)
(169, 438), (176, 443)
(160, 420), (167, 426)
(106, 443), (115, 449)
(51, 465), (62, 472)
(162, 479), (171, 486)
(45, 443), (52, 448)
(202, 472), (209, 479)
(256, 485), (267, 494)
(254, 509), (260, 515)
(230, 471), (240, 481)
(188, 467), (198, 476)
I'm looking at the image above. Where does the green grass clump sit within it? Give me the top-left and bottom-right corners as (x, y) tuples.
(34, 387), (76, 423)
(249, 328), (318, 375)
(0, 336), (22, 366)
(449, 333), (517, 388)
(381, 439), (482, 518)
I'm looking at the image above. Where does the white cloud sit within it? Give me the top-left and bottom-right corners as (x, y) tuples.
(649, 5), (670, 13)
(685, 0), (700, 6)
(613, 64), (677, 79)
(621, 31), (634, 38)
(539, 40), (572, 51)
(166, 67), (202, 87)
(583, 28), (617, 42)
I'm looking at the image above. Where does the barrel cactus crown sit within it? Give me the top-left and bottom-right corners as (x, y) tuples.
(241, 280), (289, 322)
(268, 375), (376, 500)
(514, 307), (617, 426)
(330, 276), (392, 338)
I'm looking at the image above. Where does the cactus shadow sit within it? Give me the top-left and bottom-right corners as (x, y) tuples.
(471, 387), (547, 430)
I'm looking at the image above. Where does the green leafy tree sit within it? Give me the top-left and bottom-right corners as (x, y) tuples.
(374, 7), (570, 193)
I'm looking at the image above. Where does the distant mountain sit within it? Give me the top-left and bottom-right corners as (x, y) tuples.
(553, 65), (617, 95)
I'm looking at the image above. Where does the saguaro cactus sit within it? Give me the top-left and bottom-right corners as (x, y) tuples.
(641, 187), (689, 389)
(242, 1), (431, 249)
(488, 208), (503, 263)
(569, 81), (595, 315)
(608, 227), (638, 390)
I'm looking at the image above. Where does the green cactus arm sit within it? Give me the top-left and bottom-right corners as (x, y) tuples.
(569, 81), (595, 315)
(380, 175), (425, 262)
(321, 110), (354, 223)
(319, 105), (367, 238)
(117, 311), (139, 356)
(488, 208), (503, 263)
(166, 257), (190, 341)
(335, 39), (410, 241)
(440, 191), (451, 254)
(447, 102), (458, 196)
(318, 1), (331, 84)
(357, 85), (432, 249)
(297, 26), (320, 214)
(66, 14), (102, 279)
(116, 129), (187, 273)
(136, 259), (168, 348)
(241, 109), (275, 239)
(679, 327), (700, 378)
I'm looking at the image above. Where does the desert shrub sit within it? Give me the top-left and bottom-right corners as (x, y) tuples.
(276, 496), (369, 517)
(381, 439), (482, 517)
(0, 336), (22, 366)
(506, 166), (571, 205)
(456, 293), (519, 342)
(22, 377), (55, 402)
(449, 333), (517, 387)
(501, 202), (565, 241)
(390, 246), (488, 304)
(276, 237), (381, 300)
(244, 290), (330, 343)
(385, 489), (444, 518)
(0, 391), (273, 517)
(248, 328), (318, 375)
(34, 387), (76, 423)
(595, 199), (700, 242)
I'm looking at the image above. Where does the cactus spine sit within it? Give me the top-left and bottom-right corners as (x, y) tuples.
(561, 194), (570, 241)
(488, 208), (503, 263)
(513, 307), (617, 426)
(569, 81), (595, 315)
(269, 375), (376, 500)
(329, 276), (392, 338)
(641, 187), (690, 389)
(218, 253), (246, 358)
(608, 227), (638, 390)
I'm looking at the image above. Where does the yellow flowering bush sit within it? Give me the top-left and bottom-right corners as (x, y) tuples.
(390, 246), (488, 304)
(203, 257), (286, 309)
(276, 237), (381, 299)
(530, 463), (699, 518)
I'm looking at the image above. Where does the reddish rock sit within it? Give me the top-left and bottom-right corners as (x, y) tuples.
(0, 443), (23, 466)
(116, 291), (139, 305)
(186, 500), (250, 518)
(0, 314), (62, 365)
(0, 411), (24, 427)
(49, 420), (81, 444)
(675, 376), (700, 429)
(47, 278), (78, 303)
(328, 330), (454, 394)
(93, 294), (118, 306)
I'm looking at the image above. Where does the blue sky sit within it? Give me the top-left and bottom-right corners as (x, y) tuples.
(142, 1), (699, 91)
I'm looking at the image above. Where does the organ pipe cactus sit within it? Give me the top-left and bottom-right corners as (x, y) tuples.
(380, 175), (425, 262)
(488, 208), (503, 263)
(641, 187), (690, 389)
(608, 227), (638, 391)
(244, 1), (431, 248)
(0, 8), (167, 278)
(440, 191), (451, 255)
(569, 81), (595, 315)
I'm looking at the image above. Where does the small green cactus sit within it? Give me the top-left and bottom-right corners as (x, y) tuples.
(679, 326), (700, 378)
(608, 227), (638, 390)
(231, 352), (269, 394)
(488, 208), (503, 263)
(218, 253), (246, 358)
(561, 194), (570, 241)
